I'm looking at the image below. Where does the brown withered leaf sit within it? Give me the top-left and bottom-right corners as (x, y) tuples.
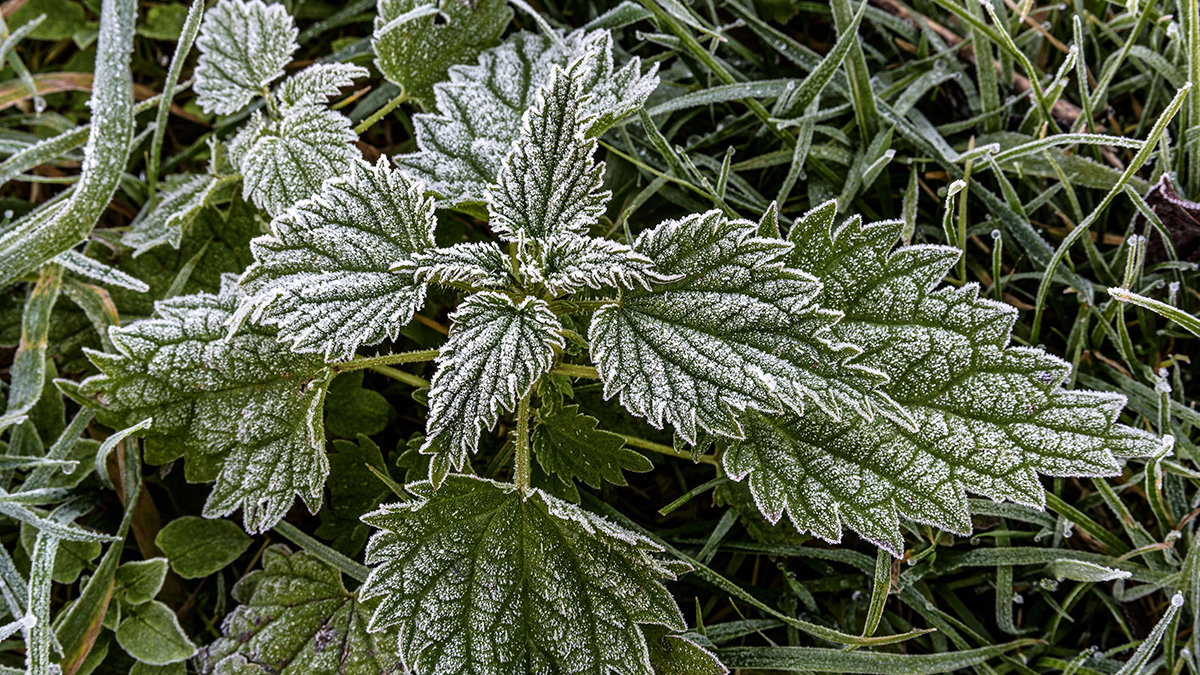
(1135, 174), (1200, 264)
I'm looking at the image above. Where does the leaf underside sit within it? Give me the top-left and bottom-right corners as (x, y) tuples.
(78, 275), (330, 533)
(723, 202), (1160, 554)
(361, 475), (688, 675)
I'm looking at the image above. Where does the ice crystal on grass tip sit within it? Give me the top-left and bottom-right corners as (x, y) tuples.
(237, 156), (437, 361)
(361, 475), (704, 675)
(194, 0), (298, 116)
(722, 201), (1161, 555)
(397, 29), (658, 207)
(589, 209), (908, 445)
(78, 275), (331, 533)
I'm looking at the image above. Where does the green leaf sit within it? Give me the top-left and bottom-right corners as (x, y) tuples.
(488, 60), (608, 242)
(373, 0), (512, 102)
(361, 475), (689, 675)
(423, 292), (564, 471)
(533, 404), (652, 488)
(115, 558), (169, 605)
(116, 601), (196, 665)
(238, 156), (436, 359)
(0, 0), (135, 288)
(196, 544), (403, 675)
(315, 435), (392, 557)
(122, 173), (235, 256)
(641, 626), (727, 675)
(398, 29), (658, 207)
(194, 0), (298, 115)
(78, 276), (332, 533)
(590, 210), (901, 444)
(230, 103), (359, 216)
(324, 372), (391, 439)
(276, 63), (369, 108)
(131, 662), (186, 675)
(155, 516), (252, 579)
(137, 3), (190, 41)
(9, 0), (88, 41)
(723, 202), (1159, 554)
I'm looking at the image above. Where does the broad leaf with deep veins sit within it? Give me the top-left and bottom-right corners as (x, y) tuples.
(196, 545), (402, 674)
(589, 210), (905, 444)
(722, 202), (1161, 554)
(361, 475), (690, 675)
(422, 292), (564, 470)
(237, 156), (436, 360)
(194, 0), (298, 116)
(397, 29), (658, 208)
(77, 276), (331, 533)
(373, 0), (512, 102)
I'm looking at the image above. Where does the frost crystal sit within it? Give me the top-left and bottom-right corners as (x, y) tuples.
(194, 0), (298, 116)
(722, 202), (1161, 555)
(232, 104), (360, 216)
(197, 545), (402, 675)
(277, 63), (371, 108)
(361, 475), (687, 675)
(398, 29), (658, 207)
(238, 156), (437, 360)
(487, 61), (608, 242)
(422, 292), (564, 470)
(78, 275), (331, 533)
(590, 210), (902, 444)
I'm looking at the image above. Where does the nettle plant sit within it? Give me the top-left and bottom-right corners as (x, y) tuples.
(56, 0), (1162, 673)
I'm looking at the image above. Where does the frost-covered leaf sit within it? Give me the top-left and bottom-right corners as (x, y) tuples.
(315, 435), (392, 557)
(398, 29), (658, 207)
(197, 544), (402, 675)
(155, 516), (252, 579)
(487, 61), (608, 242)
(77, 276), (331, 533)
(423, 292), (564, 470)
(115, 600), (196, 665)
(722, 202), (1159, 554)
(373, 0), (512, 102)
(590, 210), (899, 444)
(231, 104), (359, 216)
(641, 626), (727, 675)
(406, 241), (515, 288)
(533, 404), (652, 489)
(276, 63), (369, 108)
(238, 156), (435, 360)
(194, 0), (298, 116)
(361, 475), (688, 675)
(122, 174), (233, 256)
(525, 234), (671, 295)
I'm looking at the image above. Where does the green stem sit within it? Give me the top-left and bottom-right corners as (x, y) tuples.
(354, 90), (409, 135)
(370, 365), (430, 389)
(331, 348), (439, 373)
(514, 393), (532, 493)
(273, 521), (368, 582)
(619, 434), (720, 466)
(550, 364), (600, 379)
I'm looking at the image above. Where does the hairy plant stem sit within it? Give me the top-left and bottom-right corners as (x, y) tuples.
(273, 520), (368, 582)
(354, 89), (409, 134)
(514, 393), (532, 493)
(550, 363), (599, 379)
(330, 348), (438, 373)
(618, 434), (720, 466)
(369, 365), (429, 389)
